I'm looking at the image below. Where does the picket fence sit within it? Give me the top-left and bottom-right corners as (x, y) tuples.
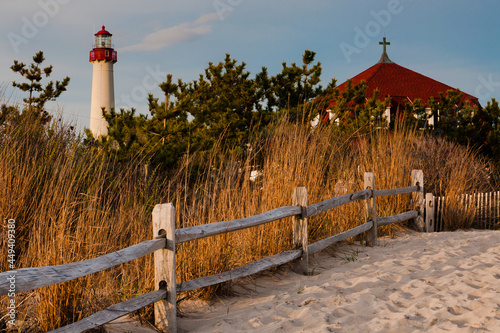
(0, 170), (434, 333)
(430, 191), (500, 231)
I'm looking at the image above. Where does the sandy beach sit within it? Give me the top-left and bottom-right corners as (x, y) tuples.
(176, 230), (500, 332)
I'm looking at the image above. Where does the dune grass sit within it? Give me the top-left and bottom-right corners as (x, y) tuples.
(0, 115), (493, 331)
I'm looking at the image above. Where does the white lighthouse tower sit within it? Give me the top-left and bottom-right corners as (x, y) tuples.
(89, 26), (117, 137)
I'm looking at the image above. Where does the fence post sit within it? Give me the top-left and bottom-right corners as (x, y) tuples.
(493, 191), (500, 229)
(364, 172), (378, 246)
(480, 193), (484, 228)
(152, 203), (177, 333)
(425, 193), (435, 232)
(488, 192), (491, 228)
(411, 170), (425, 232)
(437, 196), (443, 232)
(492, 191), (500, 230)
(292, 186), (309, 275)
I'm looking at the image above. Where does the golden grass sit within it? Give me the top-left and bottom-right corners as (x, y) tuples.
(0, 115), (493, 331)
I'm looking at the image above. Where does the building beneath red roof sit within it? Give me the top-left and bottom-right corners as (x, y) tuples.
(326, 38), (480, 126)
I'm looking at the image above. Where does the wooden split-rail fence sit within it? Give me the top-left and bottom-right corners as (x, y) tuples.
(0, 169), (472, 333)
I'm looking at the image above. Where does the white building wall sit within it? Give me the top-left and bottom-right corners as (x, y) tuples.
(90, 61), (115, 137)
(426, 107), (434, 126)
(384, 106), (391, 124)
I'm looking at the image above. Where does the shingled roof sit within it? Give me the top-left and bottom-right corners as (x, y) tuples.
(334, 40), (480, 109)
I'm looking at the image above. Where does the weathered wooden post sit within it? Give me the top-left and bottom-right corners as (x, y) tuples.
(292, 186), (309, 275)
(364, 172), (378, 246)
(411, 170), (425, 232)
(425, 193), (435, 232)
(152, 203), (177, 333)
(437, 196), (443, 232)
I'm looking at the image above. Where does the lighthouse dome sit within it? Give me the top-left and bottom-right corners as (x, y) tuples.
(95, 26), (112, 36)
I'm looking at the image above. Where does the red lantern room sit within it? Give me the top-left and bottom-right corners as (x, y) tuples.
(89, 26), (117, 63)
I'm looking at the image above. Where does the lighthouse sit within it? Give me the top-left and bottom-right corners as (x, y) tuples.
(89, 26), (117, 137)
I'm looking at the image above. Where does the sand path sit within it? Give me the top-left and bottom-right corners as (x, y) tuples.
(177, 230), (500, 332)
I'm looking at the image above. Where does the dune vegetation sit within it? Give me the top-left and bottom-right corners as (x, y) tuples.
(0, 50), (496, 331)
(0, 108), (494, 331)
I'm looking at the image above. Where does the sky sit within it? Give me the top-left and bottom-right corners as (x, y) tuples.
(1, 0), (500, 133)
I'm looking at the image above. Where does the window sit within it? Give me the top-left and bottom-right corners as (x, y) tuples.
(95, 35), (112, 48)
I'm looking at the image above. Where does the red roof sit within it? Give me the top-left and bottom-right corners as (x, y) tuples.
(333, 57), (480, 108)
(95, 26), (112, 36)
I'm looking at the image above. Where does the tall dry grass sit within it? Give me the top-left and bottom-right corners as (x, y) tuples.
(0, 114), (167, 331)
(174, 120), (492, 300)
(0, 115), (493, 331)
(410, 134), (492, 229)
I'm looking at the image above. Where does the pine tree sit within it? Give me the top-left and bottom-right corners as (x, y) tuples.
(88, 51), (331, 171)
(89, 74), (190, 169)
(270, 50), (325, 121)
(328, 80), (389, 131)
(468, 98), (500, 162)
(175, 54), (270, 152)
(10, 51), (70, 123)
(402, 98), (428, 129)
(428, 89), (470, 139)
(146, 79), (190, 167)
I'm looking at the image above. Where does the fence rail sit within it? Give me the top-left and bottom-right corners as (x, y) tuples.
(0, 170), (425, 333)
(0, 239), (165, 295)
(174, 206), (302, 243)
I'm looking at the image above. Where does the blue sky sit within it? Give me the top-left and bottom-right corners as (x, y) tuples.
(1, 0), (499, 133)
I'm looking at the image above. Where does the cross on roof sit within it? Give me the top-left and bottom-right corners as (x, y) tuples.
(379, 37), (390, 54)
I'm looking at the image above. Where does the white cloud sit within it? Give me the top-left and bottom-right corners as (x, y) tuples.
(194, 12), (220, 25)
(118, 13), (219, 52)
